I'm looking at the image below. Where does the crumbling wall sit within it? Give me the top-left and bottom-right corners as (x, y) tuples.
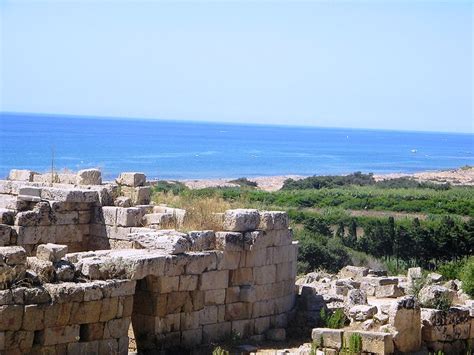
(1, 170), (299, 352)
(0, 245), (135, 354)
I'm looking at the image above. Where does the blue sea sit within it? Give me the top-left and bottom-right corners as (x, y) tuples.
(0, 113), (473, 180)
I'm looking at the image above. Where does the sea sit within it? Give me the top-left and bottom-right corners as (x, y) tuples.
(1, 113), (473, 180)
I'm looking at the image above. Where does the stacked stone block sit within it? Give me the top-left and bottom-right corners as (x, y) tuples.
(421, 306), (473, 353)
(83, 209), (299, 351)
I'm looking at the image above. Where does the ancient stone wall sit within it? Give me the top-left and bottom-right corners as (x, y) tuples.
(0, 170), (299, 353)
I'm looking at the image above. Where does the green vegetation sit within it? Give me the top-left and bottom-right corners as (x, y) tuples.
(460, 257), (474, 297)
(320, 308), (347, 329)
(228, 177), (258, 188)
(212, 346), (229, 355)
(151, 172), (474, 276)
(347, 333), (362, 354)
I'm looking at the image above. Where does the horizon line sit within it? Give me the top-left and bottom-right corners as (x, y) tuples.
(1, 110), (473, 136)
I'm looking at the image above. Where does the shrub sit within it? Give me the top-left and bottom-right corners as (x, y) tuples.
(460, 257), (474, 297)
(437, 260), (465, 280)
(348, 333), (362, 353)
(320, 308), (347, 329)
(228, 177), (258, 188)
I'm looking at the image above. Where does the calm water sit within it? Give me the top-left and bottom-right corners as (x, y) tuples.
(0, 113), (473, 180)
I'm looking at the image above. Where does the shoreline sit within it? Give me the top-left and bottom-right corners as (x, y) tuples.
(175, 166), (474, 191)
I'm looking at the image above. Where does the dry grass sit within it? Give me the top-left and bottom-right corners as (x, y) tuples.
(153, 192), (235, 231)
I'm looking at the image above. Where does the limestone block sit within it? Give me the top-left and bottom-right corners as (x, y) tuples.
(55, 211), (79, 225)
(200, 305), (218, 325)
(116, 172), (146, 187)
(349, 305), (377, 322)
(252, 299), (275, 318)
(41, 188), (99, 203)
(258, 211), (289, 231)
(388, 296), (421, 352)
(39, 325), (80, 345)
(116, 207), (142, 227)
(67, 340), (99, 354)
(427, 272), (443, 283)
(375, 284), (404, 298)
(131, 230), (191, 254)
(188, 230), (215, 251)
(149, 276), (179, 293)
(266, 328), (286, 341)
(215, 231), (245, 251)
(142, 213), (174, 227)
(70, 300), (102, 324)
(166, 291), (192, 313)
(223, 209), (260, 232)
(180, 311), (200, 330)
(0, 210), (15, 225)
(199, 270), (229, 290)
(0, 246), (26, 265)
(339, 265), (369, 280)
(343, 330), (394, 354)
(271, 244), (296, 264)
(181, 327), (202, 348)
(276, 262), (294, 282)
(254, 316), (271, 334)
(4, 330), (34, 351)
(254, 264), (277, 285)
(419, 285), (455, 306)
(8, 169), (37, 182)
(103, 317), (131, 339)
(27, 257), (55, 282)
(0, 305), (23, 330)
(0, 290), (12, 305)
(232, 319), (254, 338)
(185, 252), (217, 274)
(117, 296), (133, 318)
(216, 251), (241, 270)
(202, 321), (231, 343)
(121, 186), (152, 205)
(76, 168), (102, 185)
(407, 267), (422, 282)
(0, 331), (4, 351)
(100, 297), (119, 321)
(114, 196), (132, 208)
(204, 289), (226, 305)
(311, 328), (343, 350)
(243, 247), (270, 267)
(98, 338), (118, 354)
(43, 303), (72, 327)
(36, 243), (68, 262)
(230, 268), (253, 286)
(226, 287), (240, 304)
(225, 302), (252, 321)
(240, 285), (256, 303)
(102, 206), (118, 226)
(18, 186), (42, 202)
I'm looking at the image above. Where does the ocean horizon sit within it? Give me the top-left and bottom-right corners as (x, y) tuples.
(1, 112), (473, 180)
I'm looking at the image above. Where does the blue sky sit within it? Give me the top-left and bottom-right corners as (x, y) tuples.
(0, 0), (472, 133)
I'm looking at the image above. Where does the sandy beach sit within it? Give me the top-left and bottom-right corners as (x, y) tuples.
(178, 166), (474, 191)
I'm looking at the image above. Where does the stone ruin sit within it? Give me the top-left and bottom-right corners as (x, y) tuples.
(296, 265), (474, 354)
(0, 169), (298, 354)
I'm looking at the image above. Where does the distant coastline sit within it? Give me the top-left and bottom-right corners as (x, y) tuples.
(175, 166), (474, 191)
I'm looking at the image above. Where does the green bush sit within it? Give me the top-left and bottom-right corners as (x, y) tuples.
(460, 257), (474, 297)
(297, 234), (350, 274)
(320, 308), (347, 329)
(228, 177), (258, 188)
(437, 260), (465, 280)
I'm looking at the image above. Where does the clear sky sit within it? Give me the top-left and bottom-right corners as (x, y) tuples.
(0, 0), (472, 133)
